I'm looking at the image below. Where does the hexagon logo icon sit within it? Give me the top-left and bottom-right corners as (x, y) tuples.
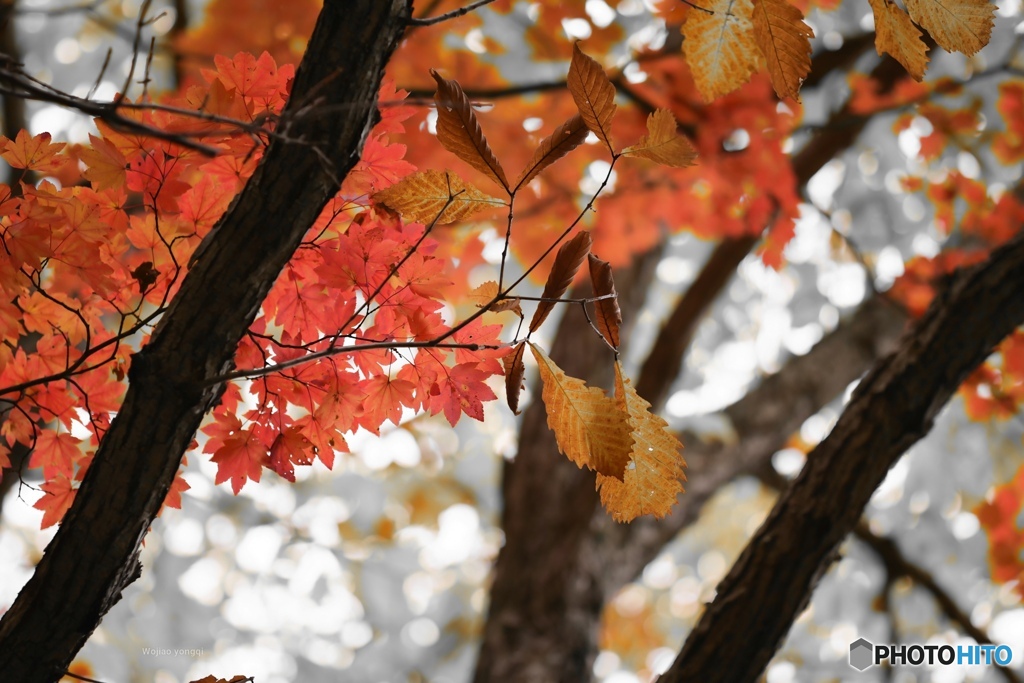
(849, 638), (874, 671)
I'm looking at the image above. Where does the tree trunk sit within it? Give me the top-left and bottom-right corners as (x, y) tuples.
(663, 229), (1024, 682)
(0, 2), (411, 681)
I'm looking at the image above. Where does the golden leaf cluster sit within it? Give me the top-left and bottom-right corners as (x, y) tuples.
(531, 345), (686, 522)
(868, 0), (993, 80)
(681, 0), (992, 98)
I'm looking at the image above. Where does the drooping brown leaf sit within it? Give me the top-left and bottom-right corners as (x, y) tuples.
(529, 343), (631, 478)
(622, 109), (698, 168)
(752, 0), (814, 100)
(468, 280), (523, 316)
(587, 253), (622, 350)
(502, 341), (527, 414)
(596, 362), (686, 522)
(683, 0), (762, 102)
(372, 169), (504, 225)
(188, 676), (251, 683)
(869, 0), (930, 81)
(514, 114), (589, 191)
(566, 44), (617, 150)
(529, 231), (593, 333)
(903, 0), (993, 56)
(431, 69), (510, 192)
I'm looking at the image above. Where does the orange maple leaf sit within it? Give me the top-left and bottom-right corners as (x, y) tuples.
(1, 130), (68, 173)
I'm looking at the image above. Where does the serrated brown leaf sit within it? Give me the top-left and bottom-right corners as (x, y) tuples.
(372, 169), (504, 225)
(468, 280), (523, 316)
(683, 0), (761, 102)
(567, 44), (617, 150)
(587, 254), (622, 350)
(502, 341), (527, 414)
(903, 0), (993, 56)
(752, 0), (814, 100)
(529, 231), (592, 333)
(869, 0), (930, 81)
(188, 676), (250, 683)
(514, 114), (589, 191)
(596, 362), (686, 522)
(622, 109), (698, 168)
(529, 343), (631, 478)
(431, 69), (510, 192)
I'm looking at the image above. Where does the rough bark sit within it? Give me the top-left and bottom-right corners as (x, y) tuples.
(663, 229), (1024, 682)
(0, 3), (411, 681)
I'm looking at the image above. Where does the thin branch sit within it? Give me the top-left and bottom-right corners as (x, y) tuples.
(203, 341), (504, 386)
(406, 0), (498, 26)
(13, 1), (104, 16)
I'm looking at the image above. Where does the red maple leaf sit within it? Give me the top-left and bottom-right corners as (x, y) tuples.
(210, 429), (267, 494)
(359, 375), (416, 434)
(268, 429), (314, 482)
(29, 430), (81, 479)
(429, 363), (497, 426)
(33, 473), (76, 529)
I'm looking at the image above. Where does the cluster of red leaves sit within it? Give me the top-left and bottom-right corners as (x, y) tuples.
(960, 331), (1024, 421)
(893, 101), (982, 163)
(847, 73), (949, 116)
(0, 52), (297, 525)
(993, 81), (1024, 164)
(1, 49), (507, 526)
(885, 77), (1024, 434)
(626, 60), (801, 268)
(383, 0), (802, 280)
(196, 67), (507, 494)
(975, 459), (1024, 601)
(209, 199), (507, 492)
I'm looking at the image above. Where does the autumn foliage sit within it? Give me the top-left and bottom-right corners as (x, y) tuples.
(2, 0), (1024, 678)
(0, 0), (1020, 530)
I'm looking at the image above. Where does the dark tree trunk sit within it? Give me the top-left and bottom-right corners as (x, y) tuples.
(0, 2), (411, 681)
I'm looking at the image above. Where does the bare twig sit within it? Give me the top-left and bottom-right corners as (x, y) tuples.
(406, 0), (498, 26)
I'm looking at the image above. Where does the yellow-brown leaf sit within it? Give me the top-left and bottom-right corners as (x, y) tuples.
(587, 254), (622, 350)
(468, 280), (523, 316)
(903, 0), (993, 56)
(529, 231), (592, 333)
(596, 363), (685, 522)
(372, 170), (503, 225)
(683, 0), (761, 102)
(503, 341), (527, 414)
(431, 70), (510, 192)
(622, 109), (698, 168)
(752, 0), (814, 100)
(567, 44), (617, 150)
(514, 114), (589, 191)
(530, 343), (632, 478)
(869, 0), (930, 81)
